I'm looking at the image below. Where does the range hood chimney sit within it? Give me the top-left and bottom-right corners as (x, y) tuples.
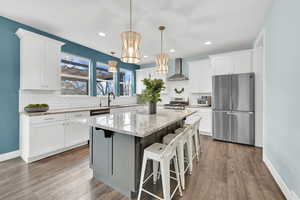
(168, 58), (189, 81)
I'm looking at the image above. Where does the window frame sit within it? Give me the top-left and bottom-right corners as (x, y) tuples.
(119, 68), (134, 97)
(60, 53), (91, 96)
(95, 61), (116, 97)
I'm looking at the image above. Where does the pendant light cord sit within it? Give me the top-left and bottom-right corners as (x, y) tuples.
(130, 0), (132, 32)
(161, 29), (163, 54)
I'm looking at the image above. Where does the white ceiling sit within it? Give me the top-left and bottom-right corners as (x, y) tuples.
(0, 0), (272, 64)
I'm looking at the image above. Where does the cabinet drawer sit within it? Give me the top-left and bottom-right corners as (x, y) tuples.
(30, 114), (66, 124)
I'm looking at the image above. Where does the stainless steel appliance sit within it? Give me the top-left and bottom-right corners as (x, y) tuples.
(197, 96), (212, 107)
(212, 73), (255, 145)
(168, 58), (189, 81)
(164, 98), (189, 110)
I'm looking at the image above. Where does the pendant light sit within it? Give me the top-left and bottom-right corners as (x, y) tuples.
(108, 52), (118, 73)
(155, 26), (169, 74)
(121, 0), (141, 64)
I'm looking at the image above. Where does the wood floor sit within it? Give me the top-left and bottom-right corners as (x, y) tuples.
(0, 136), (285, 200)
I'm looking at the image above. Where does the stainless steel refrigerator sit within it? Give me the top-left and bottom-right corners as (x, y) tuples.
(212, 73), (255, 145)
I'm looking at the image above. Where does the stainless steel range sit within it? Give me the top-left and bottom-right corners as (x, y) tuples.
(164, 98), (189, 110)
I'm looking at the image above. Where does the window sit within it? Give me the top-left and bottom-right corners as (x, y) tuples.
(96, 62), (115, 96)
(119, 68), (133, 96)
(61, 53), (90, 95)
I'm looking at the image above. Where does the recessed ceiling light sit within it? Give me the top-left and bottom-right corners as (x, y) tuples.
(143, 55), (148, 58)
(98, 32), (106, 37)
(170, 49), (175, 53)
(204, 41), (212, 45)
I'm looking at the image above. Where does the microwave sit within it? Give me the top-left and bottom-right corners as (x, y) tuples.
(197, 96), (211, 107)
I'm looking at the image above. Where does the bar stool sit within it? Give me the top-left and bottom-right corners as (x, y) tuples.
(137, 128), (187, 200)
(163, 118), (201, 190)
(186, 117), (201, 161)
(161, 126), (190, 191)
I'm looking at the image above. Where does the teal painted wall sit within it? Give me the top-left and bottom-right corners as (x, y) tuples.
(264, 0), (300, 197)
(0, 16), (139, 154)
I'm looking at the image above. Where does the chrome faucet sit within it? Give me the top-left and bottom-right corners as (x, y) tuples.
(108, 92), (115, 107)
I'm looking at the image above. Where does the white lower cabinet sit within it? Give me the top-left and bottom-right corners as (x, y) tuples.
(30, 121), (65, 157)
(65, 112), (90, 148)
(198, 110), (212, 134)
(65, 122), (89, 148)
(20, 111), (89, 163)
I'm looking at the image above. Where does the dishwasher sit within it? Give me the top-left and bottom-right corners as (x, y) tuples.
(89, 108), (110, 168)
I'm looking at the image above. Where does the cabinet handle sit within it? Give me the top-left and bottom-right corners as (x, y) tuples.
(44, 117), (55, 120)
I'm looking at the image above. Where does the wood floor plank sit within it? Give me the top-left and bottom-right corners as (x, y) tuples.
(0, 137), (285, 200)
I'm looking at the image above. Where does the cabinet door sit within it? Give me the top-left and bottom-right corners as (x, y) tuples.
(65, 122), (89, 147)
(199, 110), (212, 133)
(211, 56), (234, 75)
(189, 59), (212, 93)
(92, 129), (111, 179)
(20, 37), (44, 90)
(43, 41), (61, 90)
(30, 122), (65, 157)
(111, 133), (136, 192)
(233, 51), (253, 74)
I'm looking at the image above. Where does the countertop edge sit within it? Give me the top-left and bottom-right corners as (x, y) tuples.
(20, 104), (142, 116)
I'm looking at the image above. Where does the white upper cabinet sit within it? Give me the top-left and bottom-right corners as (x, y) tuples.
(233, 50), (253, 74)
(16, 28), (65, 90)
(43, 41), (62, 90)
(211, 56), (234, 75)
(188, 59), (212, 93)
(210, 49), (253, 76)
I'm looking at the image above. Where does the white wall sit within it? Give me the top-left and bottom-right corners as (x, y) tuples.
(263, 0), (300, 198)
(19, 90), (137, 112)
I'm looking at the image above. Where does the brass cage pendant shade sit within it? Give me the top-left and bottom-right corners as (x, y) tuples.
(155, 53), (169, 74)
(121, 31), (141, 64)
(121, 0), (141, 64)
(108, 60), (118, 73)
(155, 26), (169, 74)
(108, 52), (118, 73)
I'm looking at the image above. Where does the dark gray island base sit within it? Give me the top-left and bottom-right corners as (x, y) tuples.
(79, 108), (196, 198)
(90, 121), (183, 198)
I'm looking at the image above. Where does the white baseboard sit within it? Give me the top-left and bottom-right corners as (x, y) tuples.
(263, 153), (300, 200)
(200, 131), (212, 136)
(23, 141), (88, 163)
(0, 150), (20, 162)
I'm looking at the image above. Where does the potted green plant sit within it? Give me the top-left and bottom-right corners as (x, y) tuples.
(140, 78), (165, 114)
(24, 104), (49, 113)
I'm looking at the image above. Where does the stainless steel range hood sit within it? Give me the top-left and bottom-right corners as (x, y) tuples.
(168, 58), (189, 81)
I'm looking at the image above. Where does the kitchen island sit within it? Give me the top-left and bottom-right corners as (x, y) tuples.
(78, 107), (195, 198)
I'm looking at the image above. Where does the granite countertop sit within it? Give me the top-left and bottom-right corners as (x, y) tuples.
(76, 107), (196, 138)
(20, 104), (142, 116)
